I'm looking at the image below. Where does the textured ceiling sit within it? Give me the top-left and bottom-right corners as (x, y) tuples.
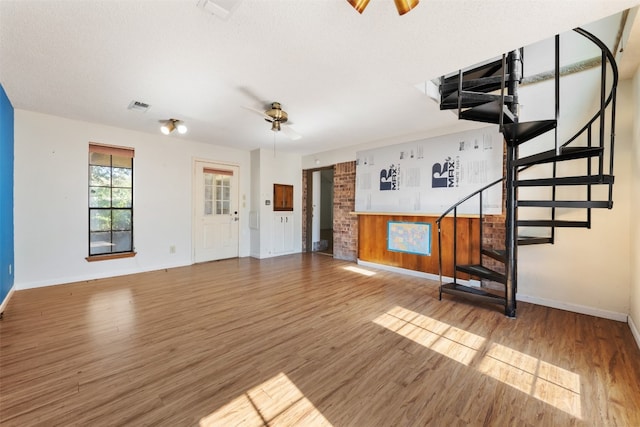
(1, 0), (639, 155)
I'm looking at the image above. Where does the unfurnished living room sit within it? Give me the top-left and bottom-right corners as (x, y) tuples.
(1, 1), (640, 426)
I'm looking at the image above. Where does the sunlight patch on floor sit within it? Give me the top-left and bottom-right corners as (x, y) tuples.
(200, 372), (333, 427)
(478, 342), (582, 418)
(373, 305), (582, 419)
(343, 265), (377, 276)
(373, 305), (486, 366)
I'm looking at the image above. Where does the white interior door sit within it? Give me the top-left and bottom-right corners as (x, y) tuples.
(194, 161), (239, 262)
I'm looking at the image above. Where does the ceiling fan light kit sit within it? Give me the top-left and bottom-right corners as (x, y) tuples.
(265, 102), (288, 123)
(347, 0), (419, 15)
(264, 102), (289, 133)
(242, 99), (302, 140)
(160, 119), (187, 135)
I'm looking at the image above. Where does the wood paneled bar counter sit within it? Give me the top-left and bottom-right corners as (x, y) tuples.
(356, 212), (480, 279)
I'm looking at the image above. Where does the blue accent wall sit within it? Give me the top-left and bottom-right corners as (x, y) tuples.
(0, 83), (14, 309)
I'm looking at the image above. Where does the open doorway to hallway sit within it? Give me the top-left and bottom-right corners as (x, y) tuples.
(304, 167), (334, 256)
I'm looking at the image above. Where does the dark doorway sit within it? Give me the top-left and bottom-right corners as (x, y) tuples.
(305, 166), (334, 255)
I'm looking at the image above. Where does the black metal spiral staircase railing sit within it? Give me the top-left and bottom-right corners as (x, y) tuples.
(435, 28), (618, 318)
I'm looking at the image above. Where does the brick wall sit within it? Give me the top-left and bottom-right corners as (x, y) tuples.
(482, 213), (506, 273)
(482, 141), (507, 274)
(333, 161), (358, 261)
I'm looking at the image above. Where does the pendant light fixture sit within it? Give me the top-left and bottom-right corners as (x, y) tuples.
(347, 0), (419, 15)
(160, 119), (188, 135)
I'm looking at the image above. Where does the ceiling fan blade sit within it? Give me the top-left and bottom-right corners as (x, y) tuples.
(241, 105), (272, 121)
(237, 86), (270, 108)
(281, 125), (302, 141)
(347, 0), (370, 13)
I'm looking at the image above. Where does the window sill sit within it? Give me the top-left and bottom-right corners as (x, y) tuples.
(86, 252), (137, 262)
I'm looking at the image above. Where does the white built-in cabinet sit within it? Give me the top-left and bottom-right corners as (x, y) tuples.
(273, 213), (294, 254)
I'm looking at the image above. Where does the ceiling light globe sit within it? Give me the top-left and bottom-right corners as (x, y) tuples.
(161, 125), (171, 135)
(176, 123), (188, 134)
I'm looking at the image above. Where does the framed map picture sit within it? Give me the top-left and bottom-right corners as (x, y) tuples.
(387, 221), (431, 256)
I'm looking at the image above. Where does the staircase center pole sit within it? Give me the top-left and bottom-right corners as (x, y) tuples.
(504, 49), (521, 318)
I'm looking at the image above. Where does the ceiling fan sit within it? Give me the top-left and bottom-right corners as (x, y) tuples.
(347, 0), (419, 15)
(244, 101), (302, 141)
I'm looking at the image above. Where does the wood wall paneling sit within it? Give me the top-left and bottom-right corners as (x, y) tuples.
(358, 215), (480, 278)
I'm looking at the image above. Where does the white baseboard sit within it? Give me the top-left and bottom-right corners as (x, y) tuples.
(516, 293), (628, 322)
(0, 285), (15, 315)
(629, 315), (640, 350)
(356, 260), (628, 322)
(15, 261), (191, 290)
(356, 259), (480, 287)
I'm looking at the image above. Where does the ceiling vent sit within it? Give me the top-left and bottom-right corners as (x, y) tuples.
(196, 0), (242, 20)
(127, 100), (150, 112)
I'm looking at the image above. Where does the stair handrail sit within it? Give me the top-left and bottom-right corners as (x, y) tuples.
(435, 176), (505, 288)
(561, 28), (618, 150)
(435, 177), (505, 224)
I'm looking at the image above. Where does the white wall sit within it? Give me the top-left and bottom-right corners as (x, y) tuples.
(517, 99), (632, 319)
(14, 110), (252, 289)
(249, 149), (261, 258)
(630, 68), (640, 344)
(253, 148), (302, 258)
(513, 66), (633, 320)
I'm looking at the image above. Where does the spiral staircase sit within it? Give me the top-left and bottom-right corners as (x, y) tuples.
(435, 28), (618, 318)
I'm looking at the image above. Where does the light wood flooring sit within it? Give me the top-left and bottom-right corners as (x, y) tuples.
(1, 254), (639, 426)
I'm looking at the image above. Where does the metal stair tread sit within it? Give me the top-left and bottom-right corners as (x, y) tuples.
(456, 264), (506, 283)
(440, 74), (511, 98)
(517, 219), (590, 228)
(458, 100), (515, 124)
(441, 91), (514, 110)
(517, 200), (611, 208)
(481, 248), (506, 262)
(517, 236), (554, 245)
(440, 283), (505, 306)
(442, 59), (504, 84)
(502, 120), (557, 145)
(516, 174), (615, 187)
(514, 146), (603, 167)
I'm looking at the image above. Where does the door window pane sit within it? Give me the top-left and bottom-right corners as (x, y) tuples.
(204, 169), (232, 216)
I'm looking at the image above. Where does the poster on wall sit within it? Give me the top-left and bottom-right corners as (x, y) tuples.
(355, 126), (503, 215)
(387, 221), (431, 256)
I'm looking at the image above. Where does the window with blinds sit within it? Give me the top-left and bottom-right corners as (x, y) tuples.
(88, 143), (134, 257)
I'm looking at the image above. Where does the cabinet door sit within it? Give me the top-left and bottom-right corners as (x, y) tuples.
(273, 213), (294, 254)
(283, 185), (293, 209)
(274, 184), (293, 211)
(282, 214), (294, 252)
(273, 215), (283, 253)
